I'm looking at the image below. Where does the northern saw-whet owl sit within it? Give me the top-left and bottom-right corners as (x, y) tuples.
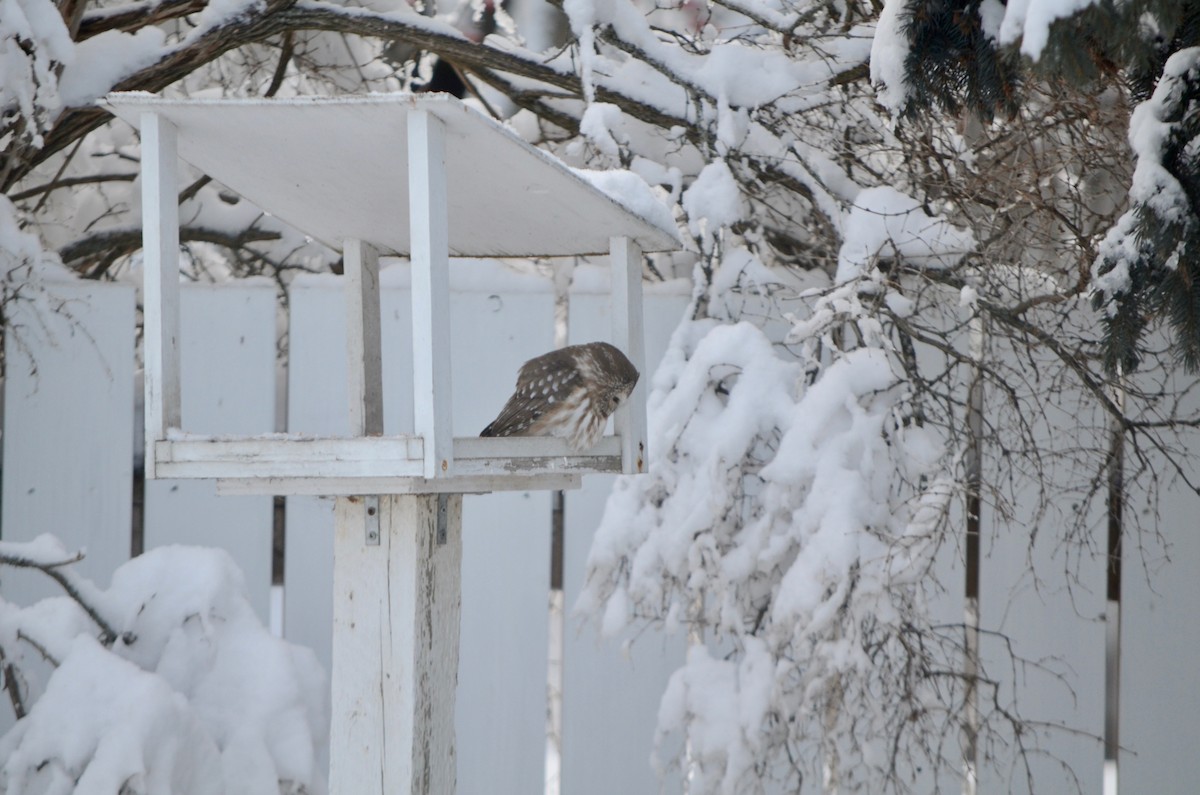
(480, 342), (640, 451)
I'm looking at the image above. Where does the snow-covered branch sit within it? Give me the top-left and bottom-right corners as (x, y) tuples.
(0, 541), (329, 794)
(0, 537), (119, 646)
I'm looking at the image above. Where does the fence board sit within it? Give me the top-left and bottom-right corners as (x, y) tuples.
(144, 284), (276, 621)
(0, 281), (135, 738)
(1118, 363), (1200, 794)
(562, 277), (689, 795)
(976, 332), (1106, 795)
(2, 281), (135, 591)
(285, 264), (555, 792)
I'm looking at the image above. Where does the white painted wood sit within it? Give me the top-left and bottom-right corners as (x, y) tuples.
(140, 111), (182, 478)
(330, 494), (462, 795)
(2, 281), (136, 593)
(159, 436), (420, 462)
(343, 239), (384, 437)
(105, 94), (680, 257)
(561, 283), (690, 795)
(155, 436), (618, 481)
(285, 272), (557, 791)
(1118, 360), (1200, 795)
(144, 284), (276, 622)
(431, 274), (558, 795)
(282, 278), (416, 684)
(609, 236), (648, 474)
(409, 109), (453, 479)
(218, 473), (582, 497)
(163, 434), (618, 461)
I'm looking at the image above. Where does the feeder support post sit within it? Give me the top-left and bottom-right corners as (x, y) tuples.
(408, 109), (453, 478)
(329, 494), (463, 795)
(610, 236), (648, 474)
(344, 238), (385, 437)
(141, 112), (182, 479)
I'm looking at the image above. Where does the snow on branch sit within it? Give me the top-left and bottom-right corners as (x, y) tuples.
(1092, 47), (1200, 373)
(579, 293), (953, 788)
(0, 541), (328, 795)
(0, 536), (121, 645)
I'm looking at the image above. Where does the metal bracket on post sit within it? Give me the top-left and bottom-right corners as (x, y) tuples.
(365, 496), (380, 546)
(436, 493), (448, 546)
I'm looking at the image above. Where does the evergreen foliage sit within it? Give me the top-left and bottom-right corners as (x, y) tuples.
(897, 0), (1200, 372)
(900, 0), (1022, 121)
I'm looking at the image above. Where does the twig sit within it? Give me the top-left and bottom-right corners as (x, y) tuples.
(0, 645), (27, 720)
(8, 173), (137, 202)
(0, 551), (119, 645)
(16, 630), (60, 667)
(59, 225), (282, 270)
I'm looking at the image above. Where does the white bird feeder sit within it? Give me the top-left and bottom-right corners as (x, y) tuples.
(105, 92), (678, 795)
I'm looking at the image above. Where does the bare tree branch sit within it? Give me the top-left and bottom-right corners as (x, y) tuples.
(59, 225), (283, 272)
(9, 173), (136, 202)
(0, 644), (27, 720)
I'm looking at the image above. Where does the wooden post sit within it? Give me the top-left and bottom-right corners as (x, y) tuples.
(610, 236), (648, 474)
(344, 238), (384, 437)
(141, 112), (182, 478)
(408, 109), (453, 478)
(330, 494), (463, 794)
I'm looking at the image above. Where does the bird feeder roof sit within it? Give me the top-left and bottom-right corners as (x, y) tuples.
(104, 93), (681, 258)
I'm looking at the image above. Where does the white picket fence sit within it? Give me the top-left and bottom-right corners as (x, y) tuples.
(2, 266), (1199, 793)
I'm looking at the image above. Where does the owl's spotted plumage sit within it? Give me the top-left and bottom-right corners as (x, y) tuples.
(480, 342), (640, 451)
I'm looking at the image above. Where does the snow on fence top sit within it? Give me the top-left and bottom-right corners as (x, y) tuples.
(102, 92), (680, 258)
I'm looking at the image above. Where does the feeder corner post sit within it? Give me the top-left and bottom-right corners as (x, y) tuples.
(343, 237), (384, 438)
(610, 235), (648, 474)
(140, 111), (183, 479)
(408, 107), (453, 480)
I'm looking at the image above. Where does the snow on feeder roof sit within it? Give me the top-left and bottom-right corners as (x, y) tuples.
(104, 93), (680, 258)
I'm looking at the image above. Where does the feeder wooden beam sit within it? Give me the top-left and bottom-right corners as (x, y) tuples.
(344, 238), (384, 437)
(140, 112), (182, 478)
(610, 236), (648, 474)
(408, 108), (453, 479)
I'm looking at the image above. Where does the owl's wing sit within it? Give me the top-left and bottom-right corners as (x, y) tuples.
(480, 350), (582, 437)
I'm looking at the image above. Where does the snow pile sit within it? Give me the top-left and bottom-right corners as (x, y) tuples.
(0, 537), (328, 795)
(574, 168), (679, 240)
(837, 186), (975, 283)
(2, 636), (223, 795)
(579, 286), (952, 788)
(58, 27), (167, 107)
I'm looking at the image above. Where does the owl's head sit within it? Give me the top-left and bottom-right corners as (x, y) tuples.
(587, 342), (640, 417)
